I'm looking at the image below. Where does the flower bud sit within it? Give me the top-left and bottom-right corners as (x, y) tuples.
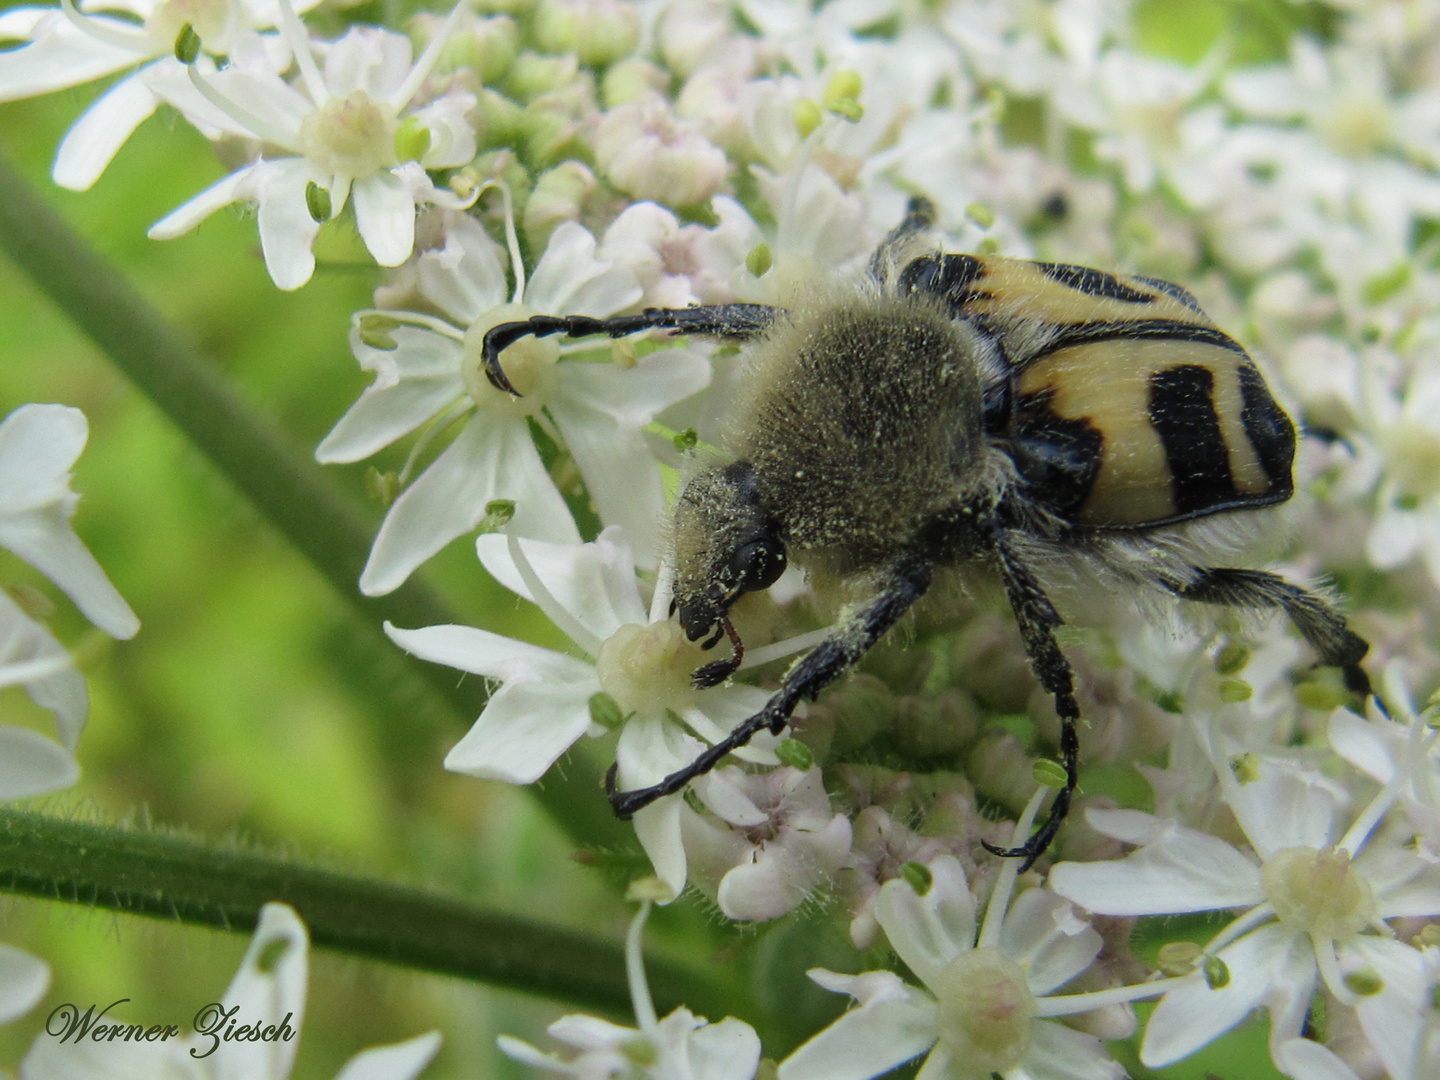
(534, 0), (639, 67)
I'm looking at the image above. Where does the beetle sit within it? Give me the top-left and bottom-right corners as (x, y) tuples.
(481, 197), (1372, 867)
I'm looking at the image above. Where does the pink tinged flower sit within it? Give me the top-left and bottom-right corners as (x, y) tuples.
(780, 846), (1127, 1080)
(145, 1), (478, 289)
(319, 214), (699, 593)
(0, 404), (139, 640)
(680, 765), (852, 921)
(20, 903), (441, 1079)
(0, 0), (313, 190)
(384, 529), (779, 897)
(499, 896), (762, 1080)
(594, 96), (729, 208)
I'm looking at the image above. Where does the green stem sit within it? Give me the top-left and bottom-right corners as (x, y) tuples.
(0, 151), (627, 851)
(0, 809), (734, 1019)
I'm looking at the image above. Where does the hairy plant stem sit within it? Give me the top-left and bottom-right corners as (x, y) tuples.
(0, 808), (735, 1018)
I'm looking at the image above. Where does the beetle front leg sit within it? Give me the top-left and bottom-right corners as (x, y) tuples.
(606, 557), (934, 819)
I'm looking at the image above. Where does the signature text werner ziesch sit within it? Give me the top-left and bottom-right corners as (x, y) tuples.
(45, 1000), (296, 1058)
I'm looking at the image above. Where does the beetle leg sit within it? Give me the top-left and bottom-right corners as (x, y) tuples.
(983, 533), (1081, 871)
(1166, 567), (1374, 701)
(607, 557), (934, 820)
(481, 304), (780, 395)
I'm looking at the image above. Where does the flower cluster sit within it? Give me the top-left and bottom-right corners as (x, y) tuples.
(0, 403), (137, 1028)
(6, 0), (1440, 1077)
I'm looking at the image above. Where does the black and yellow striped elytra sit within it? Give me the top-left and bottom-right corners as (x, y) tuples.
(897, 252), (1297, 531)
(480, 196), (1372, 869)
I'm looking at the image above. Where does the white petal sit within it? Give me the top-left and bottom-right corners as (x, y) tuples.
(384, 620), (589, 681)
(1273, 1039), (1360, 1080)
(0, 727), (79, 798)
(360, 416), (578, 596)
(688, 1016), (762, 1080)
(475, 528), (645, 641)
(52, 69), (158, 190)
(1328, 708), (1399, 784)
(0, 402), (85, 510)
(874, 855), (976, 990)
(213, 903), (308, 1080)
(0, 513), (138, 639)
(444, 676), (597, 785)
(148, 164), (254, 240)
(1020, 1019), (1126, 1080)
(619, 713), (701, 896)
(777, 984), (937, 1080)
(416, 215), (508, 325)
(549, 348), (711, 569)
(1348, 938), (1428, 1080)
(1049, 811), (1262, 915)
(315, 331), (463, 463)
(0, 942), (49, 1024)
(526, 222), (642, 316)
(1140, 924), (1313, 1067)
(717, 813), (851, 922)
(333, 1031), (442, 1080)
(1226, 760), (1338, 857)
(255, 160), (324, 291)
(0, 405), (137, 639)
(1000, 888), (1102, 995)
(0, 18), (140, 102)
(354, 171), (417, 267)
(1360, 845), (1440, 918)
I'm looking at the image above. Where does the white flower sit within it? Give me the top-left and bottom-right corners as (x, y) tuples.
(145, 0), (478, 289)
(781, 795), (1146, 1080)
(0, 403), (139, 780)
(1048, 754), (1440, 1076)
(680, 765), (853, 921)
(1328, 662), (1440, 854)
(0, 404), (138, 640)
(499, 890), (762, 1080)
(20, 903), (442, 1079)
(384, 528), (791, 896)
(318, 212), (704, 590)
(0, 0), (313, 190)
(1358, 363), (1440, 586)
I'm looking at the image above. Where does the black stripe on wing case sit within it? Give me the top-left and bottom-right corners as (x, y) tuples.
(1238, 362), (1296, 494)
(1148, 365), (1238, 515)
(1034, 262), (1158, 304)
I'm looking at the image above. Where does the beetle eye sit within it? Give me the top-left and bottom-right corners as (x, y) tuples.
(731, 539), (786, 593)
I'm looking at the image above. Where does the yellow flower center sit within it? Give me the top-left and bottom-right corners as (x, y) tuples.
(931, 947), (1036, 1074)
(594, 622), (703, 716)
(1261, 846), (1377, 943)
(299, 90), (398, 179)
(461, 304), (560, 419)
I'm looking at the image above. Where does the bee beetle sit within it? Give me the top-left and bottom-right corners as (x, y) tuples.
(482, 197), (1372, 867)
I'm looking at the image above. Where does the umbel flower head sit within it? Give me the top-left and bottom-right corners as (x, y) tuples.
(143, 0), (479, 288)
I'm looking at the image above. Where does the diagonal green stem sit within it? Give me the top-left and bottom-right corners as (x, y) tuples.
(0, 808), (735, 1018)
(0, 150), (628, 851)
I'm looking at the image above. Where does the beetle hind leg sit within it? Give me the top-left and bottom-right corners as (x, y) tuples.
(983, 534), (1082, 871)
(1166, 568), (1373, 700)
